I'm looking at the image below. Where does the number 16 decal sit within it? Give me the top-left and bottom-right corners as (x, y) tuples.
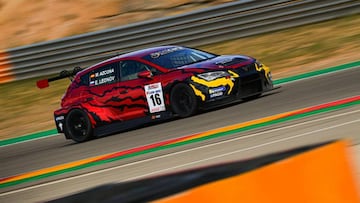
(145, 82), (166, 113)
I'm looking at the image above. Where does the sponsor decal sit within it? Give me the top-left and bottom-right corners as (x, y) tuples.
(209, 86), (226, 94)
(95, 68), (114, 77)
(150, 47), (184, 58)
(146, 89), (162, 95)
(210, 91), (224, 98)
(89, 68), (116, 86)
(94, 76), (115, 86)
(145, 82), (166, 113)
(147, 83), (159, 89)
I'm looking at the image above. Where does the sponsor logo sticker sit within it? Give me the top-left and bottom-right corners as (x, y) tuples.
(89, 68), (116, 86)
(210, 92), (224, 98)
(209, 86), (226, 94)
(95, 68), (114, 77)
(145, 82), (166, 113)
(150, 47), (184, 58)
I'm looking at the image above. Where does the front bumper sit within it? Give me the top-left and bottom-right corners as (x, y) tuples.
(189, 63), (273, 102)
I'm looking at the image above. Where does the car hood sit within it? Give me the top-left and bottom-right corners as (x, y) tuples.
(178, 55), (255, 70)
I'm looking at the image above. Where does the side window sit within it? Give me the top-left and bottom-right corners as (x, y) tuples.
(89, 63), (119, 86)
(80, 73), (89, 86)
(120, 60), (159, 81)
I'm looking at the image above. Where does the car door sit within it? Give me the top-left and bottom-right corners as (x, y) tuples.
(84, 62), (122, 123)
(118, 60), (166, 120)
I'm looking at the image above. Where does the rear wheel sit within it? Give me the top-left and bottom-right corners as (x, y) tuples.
(65, 109), (93, 143)
(170, 83), (198, 117)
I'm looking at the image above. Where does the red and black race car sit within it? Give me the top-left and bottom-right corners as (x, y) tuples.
(37, 46), (274, 142)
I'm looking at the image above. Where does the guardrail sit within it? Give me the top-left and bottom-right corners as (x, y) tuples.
(0, 0), (359, 83)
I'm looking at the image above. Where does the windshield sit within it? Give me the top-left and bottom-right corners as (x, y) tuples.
(143, 47), (217, 69)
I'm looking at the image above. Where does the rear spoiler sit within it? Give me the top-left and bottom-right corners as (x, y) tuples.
(36, 67), (82, 89)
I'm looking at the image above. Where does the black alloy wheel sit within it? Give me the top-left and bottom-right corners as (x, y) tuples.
(170, 83), (198, 117)
(65, 109), (93, 143)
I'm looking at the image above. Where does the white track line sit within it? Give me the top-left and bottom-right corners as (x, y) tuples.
(1, 108), (359, 196)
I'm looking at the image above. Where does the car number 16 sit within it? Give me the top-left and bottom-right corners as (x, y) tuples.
(145, 82), (166, 113)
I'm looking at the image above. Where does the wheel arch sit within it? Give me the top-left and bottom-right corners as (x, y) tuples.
(63, 106), (96, 126)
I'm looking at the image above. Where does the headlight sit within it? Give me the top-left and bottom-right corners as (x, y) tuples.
(197, 71), (230, 81)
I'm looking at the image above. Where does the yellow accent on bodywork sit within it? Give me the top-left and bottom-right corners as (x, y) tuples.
(190, 70), (238, 95)
(190, 84), (206, 101)
(255, 63), (271, 80)
(228, 70), (239, 78)
(263, 64), (271, 79)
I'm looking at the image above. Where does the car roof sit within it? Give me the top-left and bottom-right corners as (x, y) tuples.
(78, 45), (183, 76)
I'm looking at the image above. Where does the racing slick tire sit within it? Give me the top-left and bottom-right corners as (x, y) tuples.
(65, 109), (93, 143)
(170, 83), (198, 118)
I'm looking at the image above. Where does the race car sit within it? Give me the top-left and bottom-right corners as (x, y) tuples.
(37, 46), (274, 142)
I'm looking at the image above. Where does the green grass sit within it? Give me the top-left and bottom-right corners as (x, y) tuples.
(1, 14), (360, 139)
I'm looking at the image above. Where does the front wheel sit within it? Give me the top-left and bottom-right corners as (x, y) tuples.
(170, 83), (198, 117)
(65, 109), (93, 143)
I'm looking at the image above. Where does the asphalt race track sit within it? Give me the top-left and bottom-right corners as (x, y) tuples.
(1, 67), (360, 202)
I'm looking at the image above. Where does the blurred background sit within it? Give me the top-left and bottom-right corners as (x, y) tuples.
(0, 0), (234, 49)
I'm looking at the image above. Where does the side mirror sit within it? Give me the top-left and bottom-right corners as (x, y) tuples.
(138, 70), (153, 79)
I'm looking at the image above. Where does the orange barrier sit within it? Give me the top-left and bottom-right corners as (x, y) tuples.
(0, 51), (14, 83)
(155, 141), (359, 203)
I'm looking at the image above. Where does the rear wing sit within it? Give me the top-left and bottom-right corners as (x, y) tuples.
(36, 67), (82, 89)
